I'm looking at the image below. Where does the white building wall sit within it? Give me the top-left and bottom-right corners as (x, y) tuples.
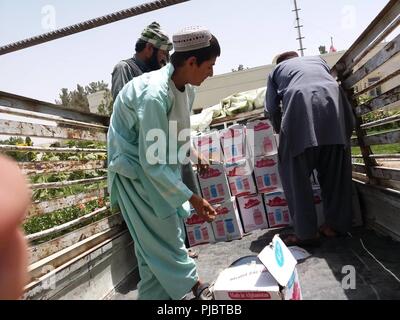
(193, 51), (346, 111)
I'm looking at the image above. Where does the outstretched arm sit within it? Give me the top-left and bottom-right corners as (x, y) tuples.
(0, 156), (30, 300)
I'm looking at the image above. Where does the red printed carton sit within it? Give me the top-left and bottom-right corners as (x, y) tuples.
(198, 163), (231, 204)
(220, 125), (248, 163)
(237, 194), (269, 233)
(192, 131), (223, 162)
(211, 197), (244, 242)
(263, 192), (292, 228)
(225, 159), (257, 197)
(246, 120), (277, 157)
(185, 212), (215, 247)
(254, 155), (282, 194)
(214, 246), (302, 301)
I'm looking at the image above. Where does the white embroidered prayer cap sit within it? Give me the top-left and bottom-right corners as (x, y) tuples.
(172, 26), (212, 52)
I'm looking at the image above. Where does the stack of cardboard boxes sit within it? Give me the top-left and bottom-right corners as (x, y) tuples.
(185, 119), (322, 247)
(245, 120), (291, 230)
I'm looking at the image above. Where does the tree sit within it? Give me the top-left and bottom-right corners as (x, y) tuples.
(59, 88), (70, 106)
(319, 45), (327, 55)
(85, 81), (109, 95)
(70, 84), (89, 112)
(231, 64), (245, 72)
(56, 81), (111, 114)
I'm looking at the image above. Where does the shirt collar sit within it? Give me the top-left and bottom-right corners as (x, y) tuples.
(132, 55), (150, 73)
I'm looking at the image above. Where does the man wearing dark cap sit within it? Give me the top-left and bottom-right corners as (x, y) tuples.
(265, 51), (355, 246)
(111, 22), (173, 100)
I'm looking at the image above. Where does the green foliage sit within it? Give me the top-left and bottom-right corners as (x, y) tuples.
(0, 136), (37, 161)
(85, 81), (109, 94)
(352, 144), (400, 156)
(31, 172), (107, 202)
(356, 94), (373, 106)
(56, 80), (112, 114)
(362, 110), (400, 133)
(97, 90), (113, 116)
(23, 197), (109, 235)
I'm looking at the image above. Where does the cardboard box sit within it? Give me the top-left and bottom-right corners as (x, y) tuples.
(192, 131), (223, 162)
(198, 163), (231, 204)
(264, 192), (292, 228)
(258, 235), (302, 300)
(185, 213), (215, 247)
(212, 197), (244, 242)
(220, 125), (247, 163)
(214, 236), (302, 300)
(225, 159), (257, 197)
(246, 120), (277, 157)
(237, 194), (269, 233)
(254, 154), (282, 193)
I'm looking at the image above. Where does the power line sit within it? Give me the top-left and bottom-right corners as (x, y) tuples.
(0, 0), (190, 56)
(292, 0), (306, 56)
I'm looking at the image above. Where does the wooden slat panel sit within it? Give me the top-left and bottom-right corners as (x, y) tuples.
(371, 166), (400, 181)
(353, 163), (367, 174)
(26, 206), (110, 242)
(354, 69), (400, 98)
(371, 154), (400, 159)
(0, 145), (106, 153)
(28, 213), (123, 265)
(30, 176), (107, 190)
(343, 33), (400, 89)
(363, 129), (400, 146)
(355, 84), (400, 116)
(347, 15), (400, 73)
(361, 114), (400, 130)
(332, 0), (400, 77)
(0, 119), (106, 142)
(28, 189), (106, 218)
(20, 160), (107, 176)
(354, 154), (400, 159)
(24, 229), (132, 300)
(355, 181), (400, 238)
(0, 91), (109, 125)
(0, 106), (108, 130)
(352, 172), (369, 183)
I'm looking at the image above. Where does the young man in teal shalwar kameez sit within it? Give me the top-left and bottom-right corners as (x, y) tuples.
(107, 27), (220, 300)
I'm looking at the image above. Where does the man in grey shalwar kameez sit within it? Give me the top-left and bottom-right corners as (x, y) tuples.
(265, 51), (355, 245)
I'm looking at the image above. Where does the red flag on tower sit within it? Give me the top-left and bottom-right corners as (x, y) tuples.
(330, 36), (337, 53)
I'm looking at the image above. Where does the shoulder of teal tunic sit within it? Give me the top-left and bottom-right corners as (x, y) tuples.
(107, 63), (194, 220)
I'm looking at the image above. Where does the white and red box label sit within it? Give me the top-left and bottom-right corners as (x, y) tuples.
(254, 155), (282, 194)
(220, 125), (247, 163)
(246, 120), (277, 157)
(237, 194), (269, 233)
(225, 160), (256, 197)
(198, 164), (231, 204)
(192, 131), (223, 162)
(212, 198), (244, 242)
(264, 192), (291, 228)
(185, 214), (215, 247)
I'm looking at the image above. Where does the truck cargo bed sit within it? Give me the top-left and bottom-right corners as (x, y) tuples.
(107, 226), (400, 300)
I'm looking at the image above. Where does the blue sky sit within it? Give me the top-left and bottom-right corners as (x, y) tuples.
(0, 0), (390, 103)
